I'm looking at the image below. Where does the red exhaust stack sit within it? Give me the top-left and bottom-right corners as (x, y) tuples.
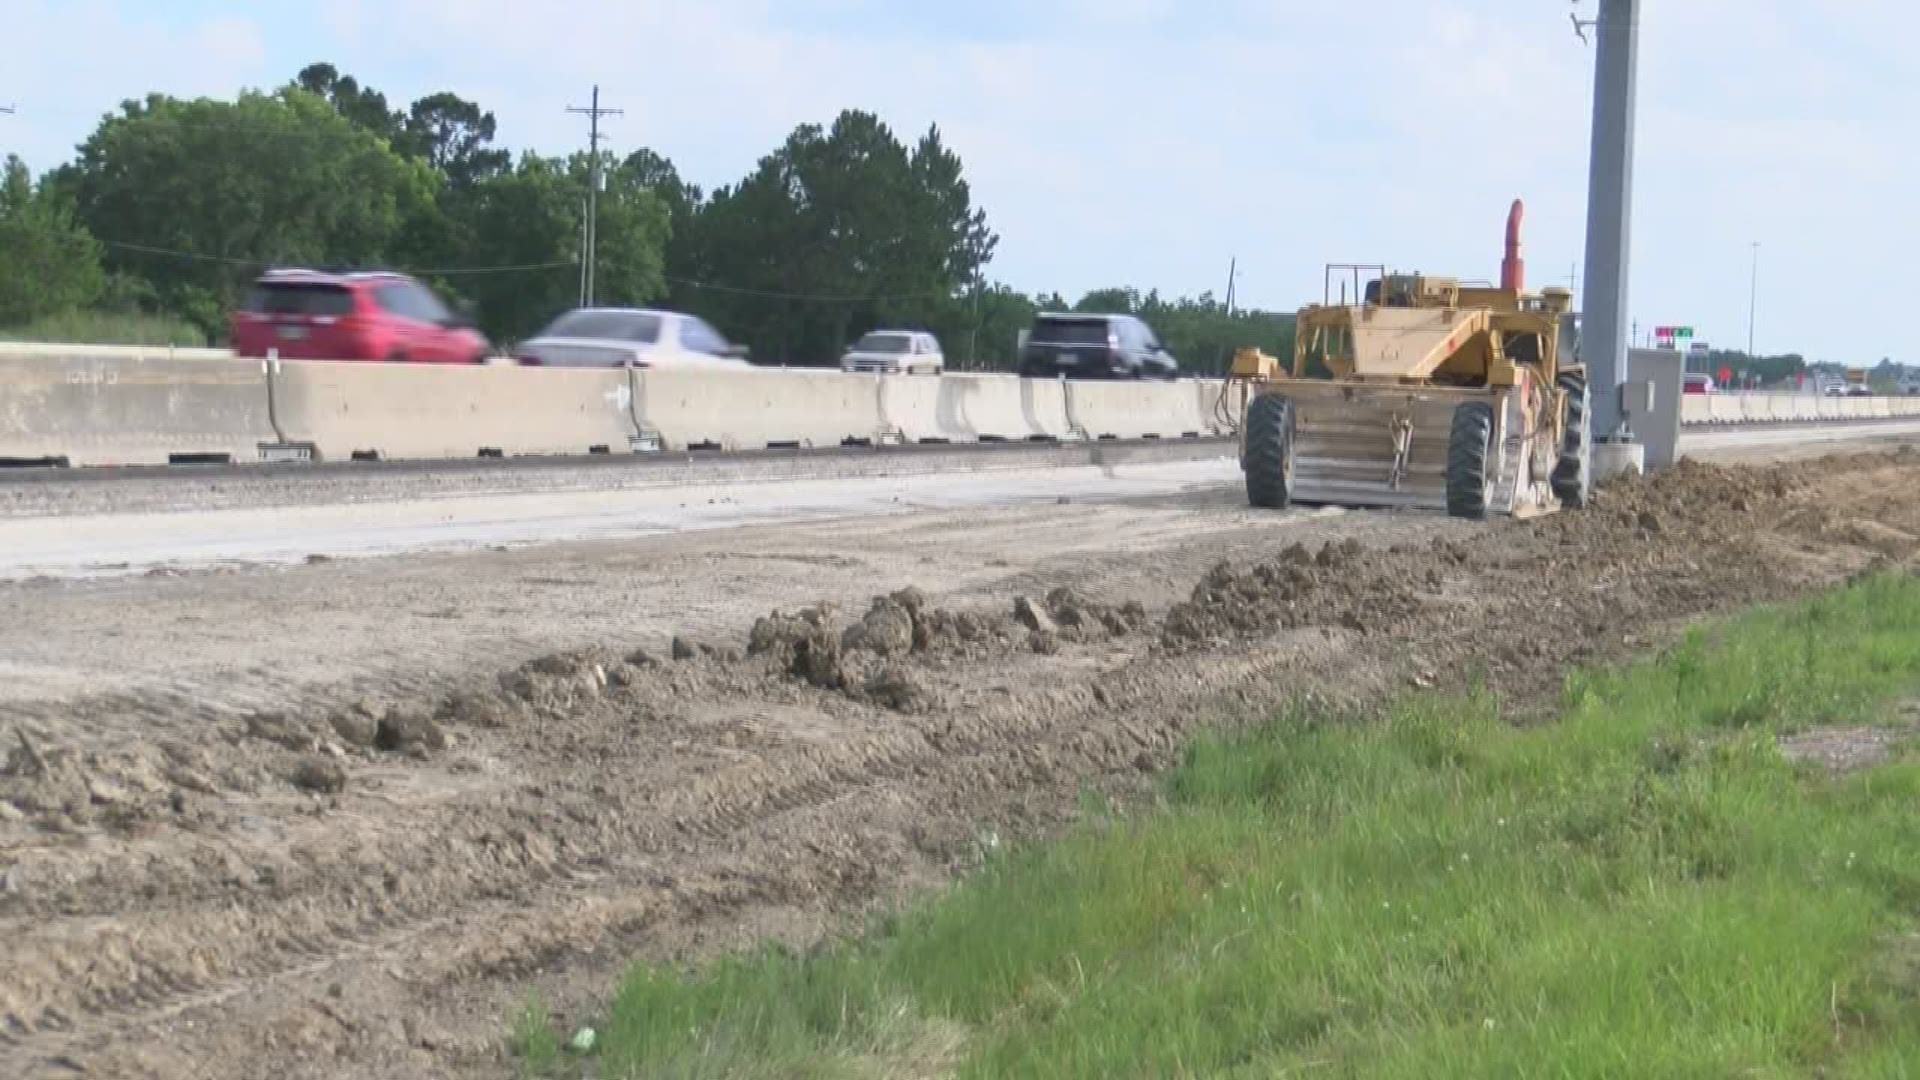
(1501, 199), (1525, 293)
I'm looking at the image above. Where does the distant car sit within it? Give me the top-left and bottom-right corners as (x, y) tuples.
(1846, 383), (1873, 397)
(1682, 373), (1716, 395)
(1018, 313), (1178, 380)
(840, 330), (943, 375)
(514, 308), (749, 369)
(230, 269), (491, 363)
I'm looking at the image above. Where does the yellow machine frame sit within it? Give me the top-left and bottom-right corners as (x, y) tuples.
(1229, 264), (1587, 519)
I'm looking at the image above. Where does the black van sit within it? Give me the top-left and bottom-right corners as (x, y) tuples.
(1017, 313), (1178, 380)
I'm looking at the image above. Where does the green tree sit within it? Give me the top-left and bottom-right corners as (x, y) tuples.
(1697, 348), (1805, 388)
(403, 92), (511, 186)
(674, 110), (998, 364)
(586, 154), (672, 313)
(434, 152), (668, 345)
(0, 155), (105, 326)
(435, 153), (579, 344)
(57, 89), (437, 336)
(924, 282), (1041, 371)
(1074, 287), (1140, 315)
(295, 63), (405, 146)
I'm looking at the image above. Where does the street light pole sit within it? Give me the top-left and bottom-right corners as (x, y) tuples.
(1576, 0), (1640, 446)
(1746, 241), (1759, 358)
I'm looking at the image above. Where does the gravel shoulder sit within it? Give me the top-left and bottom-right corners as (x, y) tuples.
(4, 445), (1919, 1079)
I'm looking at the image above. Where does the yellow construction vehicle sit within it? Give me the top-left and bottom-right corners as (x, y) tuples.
(1228, 202), (1589, 519)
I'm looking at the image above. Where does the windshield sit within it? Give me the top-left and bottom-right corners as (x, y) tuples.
(246, 283), (354, 317)
(1030, 318), (1111, 345)
(541, 310), (661, 344)
(854, 333), (912, 354)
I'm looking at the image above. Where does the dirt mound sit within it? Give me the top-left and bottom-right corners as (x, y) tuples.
(841, 595), (917, 657)
(1159, 540), (1425, 648)
(748, 590), (1019, 703)
(747, 604), (848, 689)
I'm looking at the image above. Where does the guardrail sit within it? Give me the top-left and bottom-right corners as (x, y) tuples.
(0, 353), (1234, 468)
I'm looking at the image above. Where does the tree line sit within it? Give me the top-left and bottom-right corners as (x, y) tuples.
(0, 64), (1292, 372)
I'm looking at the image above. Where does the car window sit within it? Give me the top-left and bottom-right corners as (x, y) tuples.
(248, 283), (354, 317)
(683, 318), (730, 356)
(856, 333), (912, 354)
(373, 284), (417, 319)
(543, 310), (661, 343)
(1029, 318), (1110, 345)
(407, 284), (451, 323)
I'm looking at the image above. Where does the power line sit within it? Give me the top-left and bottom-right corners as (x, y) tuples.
(665, 275), (955, 304)
(566, 86), (622, 308)
(95, 237), (573, 276)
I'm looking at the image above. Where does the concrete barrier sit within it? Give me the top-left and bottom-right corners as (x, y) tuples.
(266, 360), (641, 461)
(0, 353), (274, 466)
(636, 367), (893, 451)
(0, 342), (233, 363)
(1709, 396), (1746, 424)
(1066, 380), (1212, 439)
(1678, 397), (1710, 425)
(885, 373), (1080, 443)
(1190, 380), (1236, 435)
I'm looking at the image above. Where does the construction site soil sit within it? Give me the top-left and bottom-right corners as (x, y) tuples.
(3, 448), (1917, 1079)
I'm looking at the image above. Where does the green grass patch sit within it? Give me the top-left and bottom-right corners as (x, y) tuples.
(547, 574), (1920, 1079)
(0, 309), (207, 347)
(509, 993), (563, 1078)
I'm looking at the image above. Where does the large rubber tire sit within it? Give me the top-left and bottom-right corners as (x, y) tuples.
(1446, 400), (1495, 520)
(1551, 372), (1592, 508)
(1244, 394), (1296, 509)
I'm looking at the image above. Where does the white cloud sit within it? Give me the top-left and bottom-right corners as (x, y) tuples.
(5, 0), (1916, 361)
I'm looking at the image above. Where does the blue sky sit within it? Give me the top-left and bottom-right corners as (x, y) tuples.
(5, 1), (1911, 364)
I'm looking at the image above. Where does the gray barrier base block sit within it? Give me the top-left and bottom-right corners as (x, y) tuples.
(259, 442), (317, 464)
(1594, 439), (1646, 481)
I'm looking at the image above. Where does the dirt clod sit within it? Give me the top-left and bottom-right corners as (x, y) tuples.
(289, 757), (347, 794)
(245, 712), (318, 752)
(440, 689), (515, 729)
(1013, 596), (1057, 634)
(328, 711), (379, 748)
(375, 710), (447, 753)
(671, 636), (698, 661)
(864, 666), (929, 711)
(842, 597), (915, 657)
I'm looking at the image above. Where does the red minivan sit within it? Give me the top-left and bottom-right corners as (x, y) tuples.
(229, 269), (491, 363)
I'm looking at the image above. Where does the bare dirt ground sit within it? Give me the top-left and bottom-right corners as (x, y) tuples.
(5, 446), (1920, 1079)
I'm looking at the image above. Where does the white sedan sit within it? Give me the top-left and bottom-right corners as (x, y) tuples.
(840, 330), (944, 375)
(515, 308), (750, 369)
